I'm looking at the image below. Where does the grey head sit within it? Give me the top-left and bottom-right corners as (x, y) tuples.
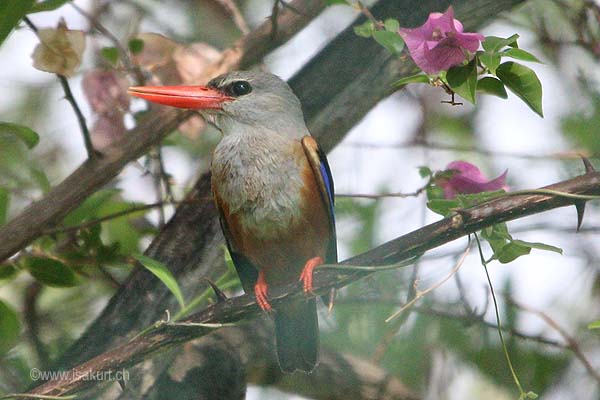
(207, 71), (309, 138)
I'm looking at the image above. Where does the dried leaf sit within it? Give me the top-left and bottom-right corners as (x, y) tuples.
(173, 42), (221, 84)
(31, 20), (85, 77)
(131, 33), (179, 84)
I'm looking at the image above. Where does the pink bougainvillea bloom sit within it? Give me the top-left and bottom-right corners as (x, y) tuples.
(399, 7), (484, 75)
(437, 161), (509, 199)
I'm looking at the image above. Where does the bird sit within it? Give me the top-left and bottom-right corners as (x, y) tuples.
(128, 70), (337, 373)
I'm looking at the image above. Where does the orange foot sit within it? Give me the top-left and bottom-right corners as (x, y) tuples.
(254, 270), (272, 311)
(299, 256), (324, 294)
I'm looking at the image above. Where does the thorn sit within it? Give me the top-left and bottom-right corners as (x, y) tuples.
(453, 208), (473, 219)
(582, 156), (596, 173)
(575, 202), (586, 232)
(118, 376), (127, 391)
(327, 288), (337, 314)
(201, 278), (228, 302)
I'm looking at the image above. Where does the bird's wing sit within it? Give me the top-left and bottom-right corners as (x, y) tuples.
(214, 196), (258, 294)
(301, 136), (337, 264)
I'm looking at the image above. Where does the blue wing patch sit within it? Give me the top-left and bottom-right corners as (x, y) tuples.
(318, 156), (335, 222)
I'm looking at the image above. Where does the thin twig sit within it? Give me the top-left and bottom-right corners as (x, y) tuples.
(336, 299), (568, 349)
(41, 199), (210, 236)
(343, 140), (598, 161)
(24, 282), (51, 370)
(385, 239), (471, 322)
(214, 0), (250, 34)
(336, 187), (426, 200)
(23, 17), (99, 160)
(475, 233), (529, 399)
(510, 298), (600, 385)
(70, 2), (145, 85)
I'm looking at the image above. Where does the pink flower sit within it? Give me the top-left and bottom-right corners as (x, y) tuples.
(437, 161), (508, 199)
(399, 7), (484, 75)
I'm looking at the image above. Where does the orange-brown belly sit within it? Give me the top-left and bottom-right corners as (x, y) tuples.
(217, 163), (330, 286)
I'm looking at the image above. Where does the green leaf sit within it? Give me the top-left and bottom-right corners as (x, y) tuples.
(353, 20), (375, 38)
(496, 241), (531, 263)
(29, 0), (71, 13)
(134, 254), (185, 309)
(0, 299), (20, 356)
(588, 320), (600, 329)
(482, 34), (519, 52)
(478, 51), (501, 74)
(427, 198), (459, 217)
(128, 38), (144, 54)
(0, 0), (36, 47)
(325, 0), (349, 5)
(502, 48), (541, 63)
(384, 18), (399, 32)
(481, 223), (512, 254)
(0, 122), (40, 149)
(418, 166), (432, 178)
(372, 30), (404, 54)
(101, 46), (119, 65)
(26, 257), (78, 287)
(63, 189), (121, 226)
(30, 167), (51, 193)
(393, 73), (430, 88)
(0, 187), (8, 225)
(496, 61), (543, 117)
(512, 240), (563, 254)
(477, 77), (508, 99)
(0, 263), (17, 280)
(426, 184), (444, 201)
(446, 59), (478, 104)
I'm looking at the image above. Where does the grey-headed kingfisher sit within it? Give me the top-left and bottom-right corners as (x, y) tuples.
(128, 71), (337, 373)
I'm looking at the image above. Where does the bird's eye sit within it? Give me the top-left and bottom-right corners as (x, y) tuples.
(227, 81), (252, 97)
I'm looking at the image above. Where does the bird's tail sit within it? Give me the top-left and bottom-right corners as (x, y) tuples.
(275, 298), (319, 373)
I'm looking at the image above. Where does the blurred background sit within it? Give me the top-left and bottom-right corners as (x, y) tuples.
(1, 0), (600, 399)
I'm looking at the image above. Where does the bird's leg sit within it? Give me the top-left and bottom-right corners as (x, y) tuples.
(254, 270), (272, 311)
(299, 256), (324, 293)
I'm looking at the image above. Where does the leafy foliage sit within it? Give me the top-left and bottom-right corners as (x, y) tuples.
(0, 300), (20, 356)
(134, 254), (186, 309)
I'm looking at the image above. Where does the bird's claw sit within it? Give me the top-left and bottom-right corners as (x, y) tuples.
(299, 256), (324, 294)
(254, 271), (272, 311)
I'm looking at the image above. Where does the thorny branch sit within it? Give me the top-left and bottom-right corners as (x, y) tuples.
(27, 167), (600, 397)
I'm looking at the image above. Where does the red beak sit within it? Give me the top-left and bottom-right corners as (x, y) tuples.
(127, 85), (233, 110)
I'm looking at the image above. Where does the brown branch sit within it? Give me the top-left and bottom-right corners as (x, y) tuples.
(27, 169), (600, 397)
(0, 0), (326, 264)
